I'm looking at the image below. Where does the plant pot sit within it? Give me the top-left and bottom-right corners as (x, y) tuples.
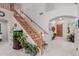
(13, 39), (22, 50)
(13, 30), (23, 50)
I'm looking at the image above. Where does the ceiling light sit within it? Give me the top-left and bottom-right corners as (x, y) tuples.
(50, 20), (56, 24)
(58, 20), (64, 23)
(59, 17), (63, 20)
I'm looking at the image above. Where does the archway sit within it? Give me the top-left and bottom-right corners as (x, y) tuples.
(49, 15), (77, 41)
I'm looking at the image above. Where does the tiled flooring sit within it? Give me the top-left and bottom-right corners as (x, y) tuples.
(42, 37), (76, 56)
(0, 42), (29, 56)
(0, 37), (77, 56)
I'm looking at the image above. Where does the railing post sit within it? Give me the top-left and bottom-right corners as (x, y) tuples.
(40, 32), (45, 55)
(10, 3), (16, 11)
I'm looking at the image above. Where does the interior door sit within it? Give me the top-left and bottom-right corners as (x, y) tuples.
(56, 24), (63, 37)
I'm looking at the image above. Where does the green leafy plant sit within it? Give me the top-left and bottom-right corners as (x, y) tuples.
(13, 31), (24, 49)
(18, 35), (27, 48)
(13, 31), (23, 40)
(67, 33), (74, 42)
(52, 32), (56, 40)
(24, 42), (39, 56)
(13, 31), (39, 56)
(13, 31), (28, 48)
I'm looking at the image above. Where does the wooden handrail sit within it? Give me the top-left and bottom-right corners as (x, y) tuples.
(14, 10), (42, 37)
(14, 10), (46, 54)
(10, 3), (16, 11)
(20, 10), (48, 34)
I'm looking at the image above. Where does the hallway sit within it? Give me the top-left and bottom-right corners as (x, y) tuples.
(0, 37), (77, 56)
(42, 37), (76, 56)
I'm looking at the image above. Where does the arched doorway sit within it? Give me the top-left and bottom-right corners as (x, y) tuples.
(49, 16), (76, 40)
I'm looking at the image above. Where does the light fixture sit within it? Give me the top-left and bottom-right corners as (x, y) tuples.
(50, 20), (56, 24)
(59, 17), (63, 20)
(58, 20), (64, 23)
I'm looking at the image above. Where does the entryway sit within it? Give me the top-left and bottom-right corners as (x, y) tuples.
(49, 17), (64, 40)
(47, 16), (77, 55)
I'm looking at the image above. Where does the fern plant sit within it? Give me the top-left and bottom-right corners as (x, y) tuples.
(13, 31), (39, 56)
(67, 33), (74, 42)
(24, 42), (39, 56)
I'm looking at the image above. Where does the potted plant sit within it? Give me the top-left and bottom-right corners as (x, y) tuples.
(13, 30), (23, 49)
(17, 34), (27, 48)
(13, 30), (39, 55)
(24, 42), (39, 56)
(67, 33), (74, 42)
(52, 32), (56, 40)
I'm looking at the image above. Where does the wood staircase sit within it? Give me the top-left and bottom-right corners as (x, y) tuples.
(13, 10), (46, 54)
(0, 3), (47, 54)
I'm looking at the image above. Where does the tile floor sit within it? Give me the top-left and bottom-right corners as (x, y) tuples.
(0, 42), (30, 56)
(0, 37), (78, 56)
(42, 37), (76, 56)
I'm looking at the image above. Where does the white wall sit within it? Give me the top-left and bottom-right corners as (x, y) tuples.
(17, 3), (79, 43)
(75, 29), (79, 55)
(0, 8), (36, 45)
(21, 4), (48, 33)
(0, 21), (8, 42)
(19, 3), (79, 33)
(62, 17), (76, 40)
(0, 8), (14, 43)
(49, 16), (76, 41)
(45, 3), (78, 33)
